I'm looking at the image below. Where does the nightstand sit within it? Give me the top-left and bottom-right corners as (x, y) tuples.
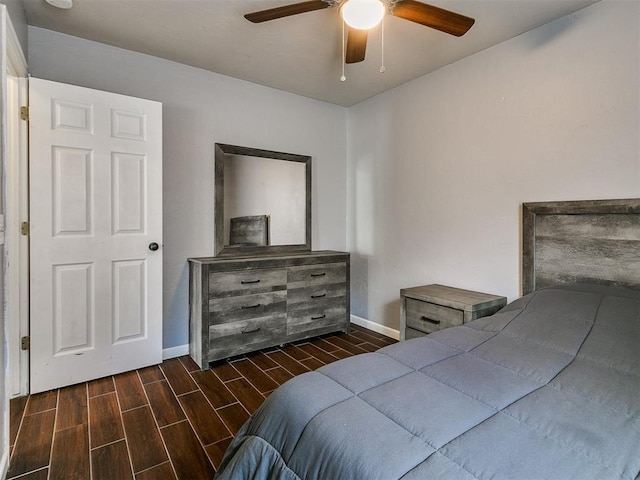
(400, 284), (507, 340)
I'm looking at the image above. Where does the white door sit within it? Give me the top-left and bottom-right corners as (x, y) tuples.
(29, 78), (163, 393)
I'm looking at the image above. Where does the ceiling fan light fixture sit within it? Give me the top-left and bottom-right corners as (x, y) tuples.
(340, 0), (385, 30)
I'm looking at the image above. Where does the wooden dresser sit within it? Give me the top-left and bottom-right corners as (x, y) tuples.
(188, 251), (350, 368)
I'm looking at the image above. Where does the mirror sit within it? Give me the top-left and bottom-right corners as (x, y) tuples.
(214, 143), (311, 256)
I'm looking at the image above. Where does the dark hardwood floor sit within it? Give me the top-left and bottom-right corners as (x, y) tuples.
(8, 324), (396, 480)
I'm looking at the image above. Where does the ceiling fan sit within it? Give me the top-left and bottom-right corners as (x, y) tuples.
(244, 0), (475, 64)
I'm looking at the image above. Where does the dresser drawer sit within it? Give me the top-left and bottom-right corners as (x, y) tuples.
(287, 300), (347, 336)
(287, 262), (346, 288)
(209, 291), (286, 325)
(287, 283), (347, 305)
(208, 315), (286, 359)
(209, 268), (286, 296)
(405, 298), (463, 334)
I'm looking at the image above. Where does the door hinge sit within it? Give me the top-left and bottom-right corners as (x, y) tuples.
(21, 336), (30, 350)
(20, 221), (29, 236)
(20, 106), (29, 121)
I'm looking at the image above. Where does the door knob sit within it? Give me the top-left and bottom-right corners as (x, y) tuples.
(149, 242), (159, 251)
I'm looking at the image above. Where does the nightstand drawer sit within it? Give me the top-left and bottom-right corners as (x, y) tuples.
(405, 298), (463, 334)
(405, 327), (427, 340)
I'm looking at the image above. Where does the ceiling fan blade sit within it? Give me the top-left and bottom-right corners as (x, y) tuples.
(392, 0), (475, 37)
(345, 27), (367, 64)
(245, 1), (330, 23)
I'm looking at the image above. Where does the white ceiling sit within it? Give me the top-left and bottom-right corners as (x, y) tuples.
(21, 0), (600, 106)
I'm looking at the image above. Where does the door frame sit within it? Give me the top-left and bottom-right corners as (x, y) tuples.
(3, 7), (29, 398)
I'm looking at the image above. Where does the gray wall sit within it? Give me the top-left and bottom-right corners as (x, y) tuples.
(28, 26), (348, 350)
(22, 0), (640, 347)
(347, 0), (640, 332)
(0, 0), (26, 53)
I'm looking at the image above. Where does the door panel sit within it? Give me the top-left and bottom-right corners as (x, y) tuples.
(112, 259), (146, 342)
(29, 77), (163, 393)
(112, 152), (146, 233)
(52, 146), (93, 235)
(53, 263), (93, 354)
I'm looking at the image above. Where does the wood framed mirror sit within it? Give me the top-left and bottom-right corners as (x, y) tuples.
(214, 143), (312, 257)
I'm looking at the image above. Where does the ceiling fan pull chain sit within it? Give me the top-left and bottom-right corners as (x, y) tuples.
(380, 16), (386, 73)
(340, 20), (347, 81)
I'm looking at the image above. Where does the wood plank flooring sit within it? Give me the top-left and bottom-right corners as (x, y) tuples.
(8, 324), (395, 480)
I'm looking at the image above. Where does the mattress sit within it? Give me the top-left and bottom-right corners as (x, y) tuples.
(215, 284), (640, 479)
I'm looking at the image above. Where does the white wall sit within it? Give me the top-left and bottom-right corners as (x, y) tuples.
(347, 0), (640, 331)
(28, 26), (347, 350)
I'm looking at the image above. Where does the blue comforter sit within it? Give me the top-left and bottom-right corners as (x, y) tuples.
(215, 284), (640, 479)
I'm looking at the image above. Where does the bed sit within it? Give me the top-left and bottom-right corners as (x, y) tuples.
(215, 198), (640, 480)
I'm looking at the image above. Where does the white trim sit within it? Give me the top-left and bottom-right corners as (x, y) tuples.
(2, 5), (29, 401)
(6, 76), (28, 398)
(13, 76), (29, 397)
(4, 14), (28, 398)
(0, 449), (8, 480)
(163, 344), (189, 360)
(1, 9), (8, 478)
(350, 314), (399, 340)
(5, 13), (26, 77)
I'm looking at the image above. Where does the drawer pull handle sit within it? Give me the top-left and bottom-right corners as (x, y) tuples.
(241, 327), (261, 334)
(311, 293), (326, 299)
(310, 272), (326, 277)
(241, 304), (261, 310)
(421, 316), (441, 325)
(311, 314), (326, 320)
(241, 279), (261, 285)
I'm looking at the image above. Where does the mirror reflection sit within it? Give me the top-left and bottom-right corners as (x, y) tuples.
(224, 155), (306, 246)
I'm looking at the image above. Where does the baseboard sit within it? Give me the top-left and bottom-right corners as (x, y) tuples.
(350, 315), (399, 340)
(162, 344), (189, 360)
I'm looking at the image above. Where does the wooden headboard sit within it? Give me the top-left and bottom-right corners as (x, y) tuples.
(522, 198), (640, 294)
